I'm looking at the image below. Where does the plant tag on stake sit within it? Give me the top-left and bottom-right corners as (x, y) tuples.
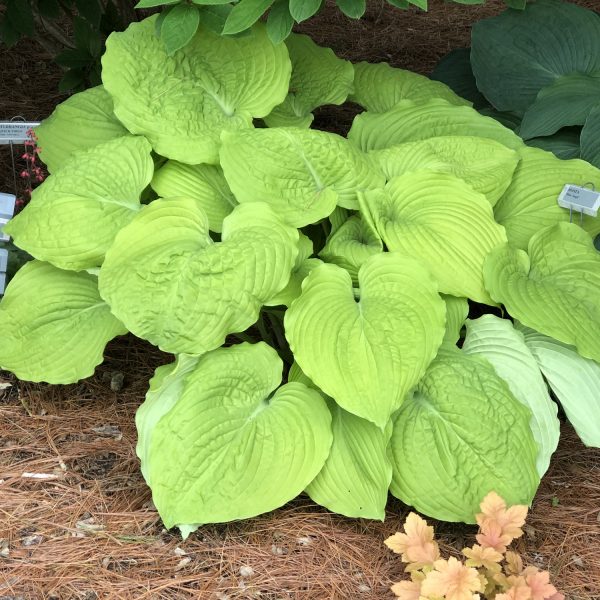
(558, 184), (600, 218)
(0, 193), (16, 243)
(0, 122), (40, 144)
(0, 248), (7, 295)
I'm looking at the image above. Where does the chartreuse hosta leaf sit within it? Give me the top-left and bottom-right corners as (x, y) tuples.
(99, 199), (298, 355)
(285, 253), (446, 428)
(264, 33), (354, 128)
(471, 0), (600, 115)
(288, 363), (393, 520)
(220, 127), (384, 226)
(139, 343), (332, 531)
(463, 316), (560, 476)
(350, 61), (470, 113)
(494, 147), (600, 250)
(442, 295), (468, 345)
(389, 345), (540, 523)
(348, 99), (523, 152)
(319, 215), (382, 284)
(519, 74), (600, 140)
(372, 136), (519, 206)
(151, 161), (236, 233)
(35, 86), (128, 173)
(266, 233), (322, 307)
(360, 172), (507, 304)
(518, 325), (600, 448)
(4, 136), (153, 271)
(0, 261), (126, 384)
(484, 223), (600, 363)
(102, 17), (291, 164)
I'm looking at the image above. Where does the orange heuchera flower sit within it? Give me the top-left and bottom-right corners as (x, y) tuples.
(384, 513), (440, 569)
(476, 492), (527, 542)
(421, 556), (482, 600)
(463, 544), (503, 573)
(523, 567), (559, 600)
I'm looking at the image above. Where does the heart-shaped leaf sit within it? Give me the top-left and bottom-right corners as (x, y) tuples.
(360, 172), (507, 304)
(285, 253), (446, 428)
(0, 261), (126, 384)
(138, 343), (332, 529)
(99, 199), (298, 354)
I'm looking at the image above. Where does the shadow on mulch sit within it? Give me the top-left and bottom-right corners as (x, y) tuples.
(1, 1), (600, 598)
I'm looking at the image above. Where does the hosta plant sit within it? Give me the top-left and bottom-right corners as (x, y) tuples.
(1, 15), (599, 537)
(385, 491), (564, 600)
(433, 0), (600, 168)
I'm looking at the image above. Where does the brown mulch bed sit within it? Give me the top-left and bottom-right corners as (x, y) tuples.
(1, 1), (600, 598)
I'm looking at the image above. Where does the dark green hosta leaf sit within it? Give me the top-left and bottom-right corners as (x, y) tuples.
(527, 129), (581, 161)
(430, 48), (488, 109)
(471, 0), (600, 114)
(137, 344), (332, 531)
(581, 105), (600, 168)
(389, 345), (539, 523)
(6, 0), (35, 36)
(336, 0), (366, 19)
(519, 74), (600, 140)
(484, 223), (600, 363)
(289, 0), (321, 22)
(266, 0), (294, 44)
(0, 261), (126, 384)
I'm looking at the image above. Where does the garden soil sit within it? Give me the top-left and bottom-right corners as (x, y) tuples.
(1, 1), (599, 598)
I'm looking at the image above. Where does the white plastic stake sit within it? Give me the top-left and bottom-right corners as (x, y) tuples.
(558, 184), (600, 218)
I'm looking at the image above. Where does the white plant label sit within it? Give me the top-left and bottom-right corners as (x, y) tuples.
(0, 193), (16, 243)
(0, 248), (7, 295)
(0, 122), (40, 144)
(558, 184), (600, 217)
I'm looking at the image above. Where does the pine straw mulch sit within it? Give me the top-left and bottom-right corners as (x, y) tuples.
(1, 1), (600, 598)
(0, 336), (599, 600)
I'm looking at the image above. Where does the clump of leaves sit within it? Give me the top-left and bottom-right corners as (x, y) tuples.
(385, 492), (564, 600)
(433, 0), (600, 167)
(0, 16), (599, 537)
(136, 0), (526, 53)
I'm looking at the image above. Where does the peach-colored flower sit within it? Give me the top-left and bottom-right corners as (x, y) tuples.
(463, 544), (503, 573)
(385, 513), (440, 569)
(421, 556), (482, 600)
(523, 567), (559, 600)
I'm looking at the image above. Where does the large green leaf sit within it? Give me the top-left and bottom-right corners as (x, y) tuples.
(493, 146), (600, 250)
(0, 261), (126, 384)
(151, 161), (236, 233)
(581, 104), (600, 168)
(319, 215), (382, 284)
(360, 172), (507, 304)
(287, 363), (392, 520)
(285, 253), (446, 428)
(350, 61), (470, 113)
(484, 223), (600, 363)
(3, 136), (153, 271)
(519, 74), (600, 140)
(219, 127), (384, 225)
(463, 315), (560, 476)
(527, 129), (581, 161)
(471, 0), (600, 114)
(389, 345), (540, 523)
(264, 34), (354, 128)
(35, 86), (128, 173)
(371, 136), (519, 206)
(102, 17), (290, 164)
(140, 343), (332, 529)
(519, 325), (600, 447)
(99, 200), (298, 354)
(348, 99), (523, 152)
